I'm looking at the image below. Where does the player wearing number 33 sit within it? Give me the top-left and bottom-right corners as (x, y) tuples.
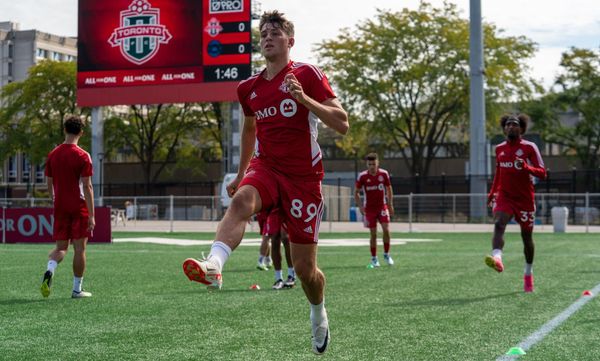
(181, 10), (348, 355)
(485, 114), (546, 293)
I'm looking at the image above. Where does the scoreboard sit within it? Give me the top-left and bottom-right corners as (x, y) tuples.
(77, 0), (252, 106)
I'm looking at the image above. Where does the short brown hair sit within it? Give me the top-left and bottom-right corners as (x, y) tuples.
(366, 153), (378, 161)
(259, 10), (294, 36)
(63, 115), (85, 135)
(500, 113), (529, 134)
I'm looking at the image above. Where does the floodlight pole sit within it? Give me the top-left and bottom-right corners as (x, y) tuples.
(91, 107), (105, 206)
(469, 0), (488, 220)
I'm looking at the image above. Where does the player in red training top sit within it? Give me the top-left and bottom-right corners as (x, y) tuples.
(255, 210), (273, 271)
(354, 153), (395, 267)
(485, 114), (546, 293)
(182, 10), (348, 354)
(257, 207), (296, 289)
(41, 115), (95, 299)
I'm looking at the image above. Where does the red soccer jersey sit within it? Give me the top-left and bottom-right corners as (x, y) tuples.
(489, 138), (546, 206)
(355, 169), (391, 211)
(45, 144), (93, 214)
(237, 61), (336, 181)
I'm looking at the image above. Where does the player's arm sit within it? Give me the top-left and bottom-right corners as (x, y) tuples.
(284, 73), (348, 135)
(487, 162), (500, 207)
(46, 177), (54, 203)
(354, 187), (364, 214)
(82, 176), (95, 231)
(386, 184), (394, 217)
(519, 146), (547, 179)
(227, 115), (256, 197)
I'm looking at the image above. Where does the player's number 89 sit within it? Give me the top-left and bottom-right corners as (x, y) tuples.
(291, 199), (318, 222)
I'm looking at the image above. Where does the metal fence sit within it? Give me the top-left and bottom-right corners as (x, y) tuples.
(2, 193), (599, 230)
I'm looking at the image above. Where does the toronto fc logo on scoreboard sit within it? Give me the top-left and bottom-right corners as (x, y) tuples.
(108, 0), (172, 65)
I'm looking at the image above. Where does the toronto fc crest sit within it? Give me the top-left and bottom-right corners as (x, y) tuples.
(108, 0), (172, 65)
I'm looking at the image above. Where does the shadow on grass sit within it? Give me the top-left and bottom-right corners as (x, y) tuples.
(393, 291), (521, 307)
(0, 298), (52, 306)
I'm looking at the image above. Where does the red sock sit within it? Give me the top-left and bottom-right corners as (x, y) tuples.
(384, 242), (390, 253)
(370, 247), (377, 257)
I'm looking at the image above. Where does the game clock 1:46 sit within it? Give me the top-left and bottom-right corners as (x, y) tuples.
(204, 65), (251, 82)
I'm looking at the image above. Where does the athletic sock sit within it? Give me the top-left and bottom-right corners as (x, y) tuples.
(208, 241), (231, 271)
(258, 255), (265, 264)
(274, 270), (282, 281)
(370, 247), (377, 257)
(265, 256), (272, 264)
(491, 249), (503, 260)
(384, 242), (390, 253)
(47, 260), (58, 274)
(288, 267), (295, 278)
(524, 263), (533, 276)
(310, 300), (327, 324)
(73, 277), (83, 293)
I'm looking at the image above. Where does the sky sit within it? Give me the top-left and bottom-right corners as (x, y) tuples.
(2, 0), (599, 89)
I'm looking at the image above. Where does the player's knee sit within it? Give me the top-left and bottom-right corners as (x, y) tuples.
(228, 194), (256, 219)
(293, 260), (316, 280)
(494, 219), (507, 231)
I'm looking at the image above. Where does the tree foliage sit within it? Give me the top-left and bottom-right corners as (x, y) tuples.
(316, 2), (538, 177)
(0, 60), (89, 165)
(104, 103), (221, 185)
(542, 48), (600, 170)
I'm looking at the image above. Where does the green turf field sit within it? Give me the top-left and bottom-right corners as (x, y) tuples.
(1, 233), (599, 361)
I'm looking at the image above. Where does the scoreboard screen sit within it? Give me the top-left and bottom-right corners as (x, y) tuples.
(77, 0), (252, 106)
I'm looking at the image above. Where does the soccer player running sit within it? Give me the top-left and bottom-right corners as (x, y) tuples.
(485, 114), (546, 293)
(354, 153), (395, 267)
(41, 115), (95, 299)
(182, 10), (348, 354)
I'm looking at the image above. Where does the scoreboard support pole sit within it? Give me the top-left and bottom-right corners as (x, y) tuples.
(91, 107), (105, 206)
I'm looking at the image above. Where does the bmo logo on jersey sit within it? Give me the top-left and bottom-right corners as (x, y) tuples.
(280, 99), (297, 118)
(499, 161), (523, 170)
(255, 99), (298, 120)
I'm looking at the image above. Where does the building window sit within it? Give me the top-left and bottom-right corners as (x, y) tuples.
(8, 43), (13, 58)
(22, 156), (31, 183)
(52, 51), (61, 61)
(8, 156), (17, 182)
(7, 62), (12, 77)
(36, 48), (48, 59)
(35, 164), (45, 183)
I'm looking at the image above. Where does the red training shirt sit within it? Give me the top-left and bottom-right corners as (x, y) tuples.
(45, 144), (93, 214)
(355, 169), (391, 211)
(237, 61), (336, 181)
(489, 138), (546, 206)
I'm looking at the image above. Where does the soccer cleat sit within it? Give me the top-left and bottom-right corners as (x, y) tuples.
(265, 258), (273, 269)
(256, 262), (268, 271)
(40, 271), (53, 298)
(71, 290), (92, 298)
(484, 255), (504, 273)
(524, 274), (534, 293)
(283, 275), (296, 288)
(311, 317), (330, 355)
(272, 279), (285, 290)
(183, 257), (223, 290)
(384, 254), (394, 266)
(370, 257), (381, 268)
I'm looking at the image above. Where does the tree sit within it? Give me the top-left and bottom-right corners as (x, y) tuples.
(526, 48), (600, 171)
(0, 60), (89, 166)
(316, 1), (538, 178)
(104, 103), (221, 187)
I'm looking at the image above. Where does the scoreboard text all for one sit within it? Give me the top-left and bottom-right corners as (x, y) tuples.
(77, 0), (251, 106)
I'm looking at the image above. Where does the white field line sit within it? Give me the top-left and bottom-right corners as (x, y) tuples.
(496, 282), (600, 361)
(113, 237), (442, 247)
